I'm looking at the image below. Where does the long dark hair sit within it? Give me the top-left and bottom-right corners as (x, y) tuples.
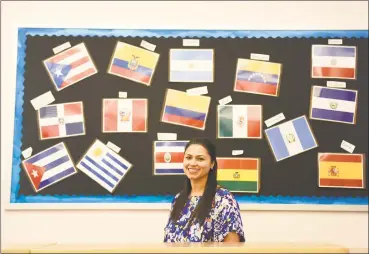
(169, 138), (218, 226)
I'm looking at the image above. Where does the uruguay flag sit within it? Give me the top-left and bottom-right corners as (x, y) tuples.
(265, 116), (318, 161)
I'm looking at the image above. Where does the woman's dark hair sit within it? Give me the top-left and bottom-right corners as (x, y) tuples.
(169, 138), (218, 226)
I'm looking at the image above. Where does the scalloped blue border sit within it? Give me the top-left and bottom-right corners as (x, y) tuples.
(10, 28), (368, 205)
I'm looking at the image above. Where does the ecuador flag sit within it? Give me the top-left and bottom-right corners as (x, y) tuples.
(318, 153), (365, 189)
(217, 157), (260, 193)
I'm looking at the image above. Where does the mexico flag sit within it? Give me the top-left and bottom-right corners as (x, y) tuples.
(217, 157), (260, 193)
(318, 153), (365, 189)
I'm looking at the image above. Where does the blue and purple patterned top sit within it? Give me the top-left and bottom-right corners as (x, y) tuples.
(164, 186), (245, 242)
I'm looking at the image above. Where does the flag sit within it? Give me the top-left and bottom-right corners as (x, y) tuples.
(234, 59), (281, 96)
(22, 143), (76, 192)
(265, 116), (318, 161)
(162, 89), (211, 130)
(103, 99), (147, 132)
(38, 102), (85, 140)
(43, 43), (97, 91)
(108, 42), (159, 86)
(318, 153), (365, 189)
(169, 49), (214, 82)
(217, 105), (262, 139)
(311, 45), (357, 79)
(217, 158), (260, 193)
(153, 141), (188, 175)
(77, 139), (132, 193)
(310, 86), (357, 124)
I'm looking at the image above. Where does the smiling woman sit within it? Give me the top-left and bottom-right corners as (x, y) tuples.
(163, 138), (245, 242)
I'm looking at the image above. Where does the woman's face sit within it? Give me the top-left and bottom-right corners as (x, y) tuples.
(183, 144), (214, 181)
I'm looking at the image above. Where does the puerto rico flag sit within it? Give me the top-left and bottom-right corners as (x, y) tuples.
(103, 98), (147, 133)
(22, 143), (77, 192)
(311, 45), (357, 79)
(37, 102), (85, 140)
(265, 115), (318, 162)
(161, 89), (211, 130)
(234, 59), (282, 96)
(217, 105), (262, 139)
(153, 141), (188, 175)
(43, 43), (97, 91)
(108, 41), (160, 86)
(318, 153), (365, 189)
(310, 86), (358, 124)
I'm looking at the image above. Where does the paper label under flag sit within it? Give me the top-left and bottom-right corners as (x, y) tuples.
(250, 53), (270, 61)
(328, 39), (343, 45)
(327, 81), (346, 88)
(22, 147), (33, 159)
(107, 141), (121, 153)
(186, 86), (208, 95)
(265, 113), (285, 127)
(157, 133), (177, 140)
(30, 91), (55, 110)
(219, 95), (232, 105)
(341, 140), (355, 153)
(118, 91), (127, 98)
(183, 39), (200, 47)
(232, 150), (244, 156)
(53, 42), (71, 54)
(140, 40), (156, 51)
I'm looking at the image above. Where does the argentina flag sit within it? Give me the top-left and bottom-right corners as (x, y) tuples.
(77, 139), (132, 193)
(265, 116), (318, 162)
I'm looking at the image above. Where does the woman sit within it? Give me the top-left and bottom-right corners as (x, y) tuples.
(164, 138), (245, 242)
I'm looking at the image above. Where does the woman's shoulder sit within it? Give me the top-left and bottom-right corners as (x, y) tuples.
(214, 185), (238, 205)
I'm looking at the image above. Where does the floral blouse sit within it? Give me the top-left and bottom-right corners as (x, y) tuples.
(164, 186), (245, 242)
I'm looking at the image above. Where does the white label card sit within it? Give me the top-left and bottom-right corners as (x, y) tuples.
(183, 39), (200, 47)
(140, 40), (156, 51)
(107, 141), (121, 153)
(250, 53), (270, 61)
(341, 140), (355, 153)
(219, 95), (232, 105)
(21, 147), (33, 159)
(157, 133), (177, 140)
(30, 91), (55, 110)
(232, 150), (244, 156)
(328, 39), (343, 45)
(186, 86), (208, 95)
(118, 91), (127, 98)
(53, 42), (71, 54)
(327, 81), (346, 88)
(265, 113), (286, 127)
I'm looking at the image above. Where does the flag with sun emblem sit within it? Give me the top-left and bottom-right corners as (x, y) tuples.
(43, 43), (97, 91)
(234, 58), (282, 96)
(265, 115), (318, 162)
(153, 141), (188, 175)
(22, 142), (77, 192)
(77, 139), (133, 192)
(310, 86), (358, 124)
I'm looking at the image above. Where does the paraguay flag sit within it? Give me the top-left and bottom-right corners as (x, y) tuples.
(162, 89), (211, 130)
(311, 45), (357, 79)
(37, 102), (85, 140)
(169, 49), (214, 82)
(22, 143), (77, 192)
(43, 43), (97, 91)
(103, 98), (147, 133)
(153, 141), (188, 175)
(310, 86), (358, 124)
(217, 158), (260, 193)
(217, 105), (262, 139)
(234, 59), (282, 96)
(108, 42), (160, 86)
(318, 153), (365, 189)
(265, 116), (318, 162)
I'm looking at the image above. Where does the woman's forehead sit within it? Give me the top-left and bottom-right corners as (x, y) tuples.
(185, 144), (209, 156)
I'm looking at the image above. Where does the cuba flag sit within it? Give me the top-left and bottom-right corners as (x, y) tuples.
(310, 86), (358, 124)
(265, 116), (318, 162)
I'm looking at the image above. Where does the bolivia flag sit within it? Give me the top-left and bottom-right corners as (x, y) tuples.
(217, 158), (260, 193)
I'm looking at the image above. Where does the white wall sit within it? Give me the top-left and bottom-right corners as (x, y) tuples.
(1, 1), (368, 250)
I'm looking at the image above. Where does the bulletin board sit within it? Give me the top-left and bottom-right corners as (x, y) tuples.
(8, 28), (368, 210)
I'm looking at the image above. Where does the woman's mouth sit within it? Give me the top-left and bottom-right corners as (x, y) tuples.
(187, 168), (199, 173)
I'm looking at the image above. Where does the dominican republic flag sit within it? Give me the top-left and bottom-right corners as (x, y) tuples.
(37, 102), (85, 140)
(103, 98), (147, 132)
(234, 59), (282, 96)
(217, 105), (262, 139)
(311, 45), (357, 79)
(169, 49), (214, 83)
(153, 141), (188, 175)
(43, 43), (97, 91)
(217, 157), (260, 193)
(108, 42), (160, 86)
(265, 115), (318, 162)
(318, 153), (365, 189)
(22, 143), (77, 192)
(162, 89), (211, 130)
(77, 139), (132, 193)
(310, 86), (358, 124)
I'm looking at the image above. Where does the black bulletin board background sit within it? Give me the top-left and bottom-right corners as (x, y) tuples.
(19, 35), (368, 199)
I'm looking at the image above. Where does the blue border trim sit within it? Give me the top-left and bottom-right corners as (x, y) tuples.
(10, 28), (369, 205)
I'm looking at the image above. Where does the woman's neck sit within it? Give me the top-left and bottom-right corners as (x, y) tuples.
(190, 175), (208, 197)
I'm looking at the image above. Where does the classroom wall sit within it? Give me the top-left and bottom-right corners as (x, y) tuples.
(1, 1), (368, 251)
